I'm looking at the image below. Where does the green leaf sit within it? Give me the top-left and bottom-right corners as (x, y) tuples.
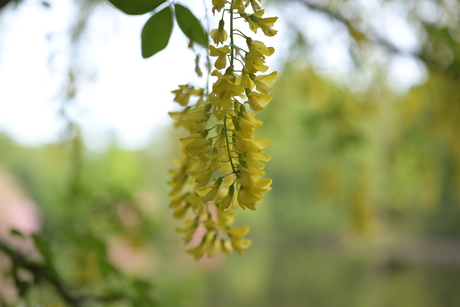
(69, 232), (107, 256)
(141, 7), (173, 58)
(10, 229), (24, 238)
(17, 281), (31, 298)
(108, 0), (165, 15)
(174, 4), (208, 47)
(32, 234), (53, 264)
(98, 258), (120, 278)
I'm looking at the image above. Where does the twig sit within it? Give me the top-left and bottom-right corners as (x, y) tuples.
(291, 0), (438, 68)
(0, 239), (125, 307)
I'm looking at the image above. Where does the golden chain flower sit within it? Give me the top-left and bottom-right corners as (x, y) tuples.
(169, 0), (278, 260)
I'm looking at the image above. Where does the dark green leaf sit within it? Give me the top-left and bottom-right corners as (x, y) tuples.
(108, 0), (165, 15)
(174, 4), (208, 47)
(32, 234), (53, 264)
(98, 258), (120, 278)
(70, 232), (106, 255)
(10, 229), (24, 238)
(133, 279), (152, 293)
(141, 7), (173, 58)
(17, 281), (31, 297)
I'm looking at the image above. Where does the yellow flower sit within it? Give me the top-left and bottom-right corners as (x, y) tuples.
(218, 185), (235, 212)
(237, 187), (259, 210)
(244, 52), (269, 74)
(259, 16), (278, 36)
(210, 21), (228, 45)
(168, 156), (193, 195)
(176, 219), (198, 244)
(229, 226), (252, 253)
(186, 232), (213, 260)
(231, 0), (249, 14)
(244, 10), (264, 33)
(180, 135), (212, 160)
(196, 178), (223, 202)
(188, 153), (220, 188)
(212, 0), (227, 14)
(220, 239), (233, 256)
(209, 92), (233, 119)
(168, 109), (188, 128)
(181, 107), (208, 134)
(247, 92), (273, 112)
(217, 211), (236, 230)
(212, 70), (245, 97)
(188, 169), (213, 188)
(234, 134), (269, 154)
(249, 40), (275, 57)
(250, 0), (262, 12)
(237, 111), (263, 137)
(171, 85), (202, 106)
(207, 236), (221, 257)
(239, 72), (254, 90)
(209, 45), (232, 70)
(173, 202), (189, 219)
(171, 86), (192, 106)
(239, 166), (265, 189)
(254, 71), (278, 94)
(186, 192), (206, 215)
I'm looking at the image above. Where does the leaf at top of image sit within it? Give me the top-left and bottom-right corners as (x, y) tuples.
(108, 0), (165, 15)
(141, 6), (173, 58)
(175, 4), (208, 47)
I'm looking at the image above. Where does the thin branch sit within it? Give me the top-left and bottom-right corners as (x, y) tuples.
(0, 238), (125, 307)
(291, 0), (437, 68)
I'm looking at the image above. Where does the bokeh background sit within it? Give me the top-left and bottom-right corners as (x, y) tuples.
(1, 0), (460, 306)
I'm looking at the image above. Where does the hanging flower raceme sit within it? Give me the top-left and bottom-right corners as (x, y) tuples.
(168, 0), (278, 260)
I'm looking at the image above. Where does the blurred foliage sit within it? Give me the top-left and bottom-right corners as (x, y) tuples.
(1, 0), (460, 306)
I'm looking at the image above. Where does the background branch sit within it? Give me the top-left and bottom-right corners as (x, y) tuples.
(0, 238), (125, 307)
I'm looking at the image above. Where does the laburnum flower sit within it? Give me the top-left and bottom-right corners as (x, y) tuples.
(169, 0), (277, 260)
(259, 16), (278, 36)
(209, 45), (232, 70)
(168, 156), (193, 195)
(210, 20), (228, 45)
(239, 166), (265, 190)
(188, 151), (220, 188)
(245, 41), (274, 74)
(231, 0), (249, 14)
(168, 109), (189, 128)
(250, 0), (262, 11)
(254, 71), (278, 94)
(237, 179), (272, 210)
(228, 226), (252, 254)
(218, 185), (235, 212)
(186, 231), (214, 260)
(196, 178), (223, 202)
(249, 40), (275, 57)
(239, 72), (254, 90)
(220, 239), (233, 256)
(243, 10), (264, 33)
(245, 53), (269, 73)
(236, 111), (263, 138)
(187, 193), (206, 215)
(180, 134), (212, 161)
(212, 0), (227, 14)
(211, 70), (245, 98)
(209, 92), (233, 119)
(247, 91), (273, 112)
(181, 107), (208, 134)
(175, 219), (198, 244)
(171, 85), (202, 106)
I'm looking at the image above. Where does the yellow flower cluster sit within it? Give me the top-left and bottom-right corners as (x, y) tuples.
(169, 0), (277, 260)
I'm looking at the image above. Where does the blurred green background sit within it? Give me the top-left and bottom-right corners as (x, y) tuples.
(1, 0), (460, 306)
